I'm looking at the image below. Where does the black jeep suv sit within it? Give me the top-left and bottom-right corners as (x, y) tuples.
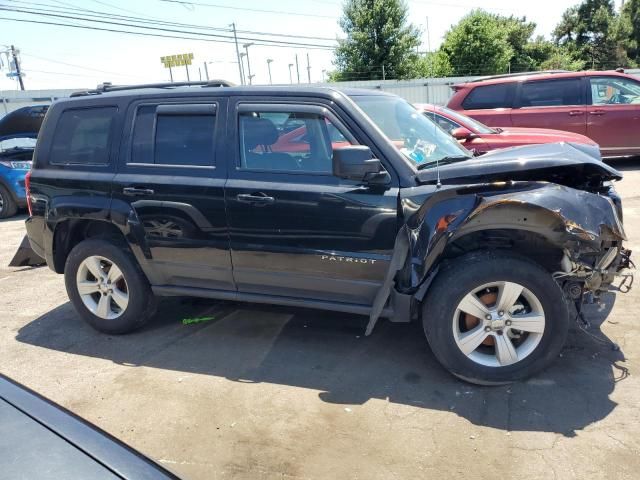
(22, 81), (632, 384)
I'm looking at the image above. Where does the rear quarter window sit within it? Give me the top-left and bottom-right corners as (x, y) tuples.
(49, 107), (117, 165)
(462, 84), (514, 110)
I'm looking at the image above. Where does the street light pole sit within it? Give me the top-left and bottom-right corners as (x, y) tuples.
(295, 54), (300, 83)
(266, 58), (273, 85)
(288, 63), (294, 84)
(243, 43), (254, 85)
(229, 22), (244, 85)
(203, 61), (209, 81)
(322, 69), (326, 82)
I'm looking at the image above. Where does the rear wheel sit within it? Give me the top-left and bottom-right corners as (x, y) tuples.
(422, 251), (569, 384)
(0, 185), (17, 219)
(65, 239), (156, 334)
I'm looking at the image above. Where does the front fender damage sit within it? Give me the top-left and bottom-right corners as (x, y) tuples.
(365, 181), (631, 335)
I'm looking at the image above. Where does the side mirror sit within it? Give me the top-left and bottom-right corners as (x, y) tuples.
(451, 127), (473, 140)
(333, 146), (385, 182)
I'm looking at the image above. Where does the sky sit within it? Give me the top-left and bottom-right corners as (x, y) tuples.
(0, 0), (627, 91)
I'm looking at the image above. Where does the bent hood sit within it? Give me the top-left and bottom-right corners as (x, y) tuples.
(0, 105), (48, 142)
(417, 142), (621, 188)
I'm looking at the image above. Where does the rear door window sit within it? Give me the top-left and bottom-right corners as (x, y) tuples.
(517, 78), (584, 107)
(462, 84), (514, 110)
(50, 107), (117, 165)
(130, 104), (216, 167)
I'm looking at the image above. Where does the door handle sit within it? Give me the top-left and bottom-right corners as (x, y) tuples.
(123, 187), (155, 196)
(236, 193), (275, 205)
(568, 110), (584, 116)
(589, 110), (606, 116)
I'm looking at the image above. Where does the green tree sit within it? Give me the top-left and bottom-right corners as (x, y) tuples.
(553, 0), (626, 69)
(617, 0), (640, 65)
(437, 10), (554, 76)
(438, 10), (513, 76)
(331, 0), (423, 81)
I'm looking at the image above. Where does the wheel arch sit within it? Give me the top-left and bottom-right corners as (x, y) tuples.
(51, 219), (128, 273)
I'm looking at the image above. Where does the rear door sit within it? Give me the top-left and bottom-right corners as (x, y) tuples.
(224, 99), (399, 306)
(112, 98), (234, 291)
(511, 77), (587, 135)
(587, 75), (640, 157)
(459, 83), (516, 126)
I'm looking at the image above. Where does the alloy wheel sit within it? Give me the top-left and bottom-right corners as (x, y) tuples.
(76, 255), (129, 320)
(452, 281), (545, 367)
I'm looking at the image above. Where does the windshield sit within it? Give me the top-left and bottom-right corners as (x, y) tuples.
(0, 137), (37, 152)
(438, 106), (496, 134)
(351, 95), (472, 167)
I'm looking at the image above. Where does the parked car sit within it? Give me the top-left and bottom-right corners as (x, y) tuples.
(415, 103), (598, 155)
(446, 70), (640, 158)
(19, 82), (632, 384)
(0, 105), (48, 218)
(0, 374), (179, 479)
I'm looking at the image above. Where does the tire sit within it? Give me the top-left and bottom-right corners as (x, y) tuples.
(64, 238), (156, 334)
(422, 250), (569, 385)
(0, 185), (18, 219)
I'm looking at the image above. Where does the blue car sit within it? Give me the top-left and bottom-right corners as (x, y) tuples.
(0, 106), (47, 218)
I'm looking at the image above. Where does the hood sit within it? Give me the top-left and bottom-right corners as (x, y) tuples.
(497, 127), (596, 145)
(417, 142), (621, 188)
(0, 105), (48, 142)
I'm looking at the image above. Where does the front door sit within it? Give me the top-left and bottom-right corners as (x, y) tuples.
(112, 99), (234, 291)
(224, 100), (399, 306)
(511, 77), (587, 135)
(587, 76), (640, 157)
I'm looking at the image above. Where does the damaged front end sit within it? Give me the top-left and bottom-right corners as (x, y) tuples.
(367, 144), (634, 334)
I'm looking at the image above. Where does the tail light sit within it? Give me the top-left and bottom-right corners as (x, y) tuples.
(25, 170), (33, 216)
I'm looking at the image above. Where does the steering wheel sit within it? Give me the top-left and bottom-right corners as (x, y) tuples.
(606, 93), (626, 105)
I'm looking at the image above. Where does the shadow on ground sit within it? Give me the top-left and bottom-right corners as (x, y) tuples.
(17, 294), (627, 436)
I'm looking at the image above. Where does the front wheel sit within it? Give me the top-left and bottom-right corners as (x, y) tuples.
(422, 251), (569, 385)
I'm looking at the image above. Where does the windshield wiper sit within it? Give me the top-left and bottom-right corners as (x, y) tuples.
(417, 155), (471, 170)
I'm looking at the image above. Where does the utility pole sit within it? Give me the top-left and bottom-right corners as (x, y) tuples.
(185, 63), (190, 81)
(382, 64), (386, 81)
(266, 59), (273, 84)
(203, 61), (209, 81)
(306, 53), (311, 83)
(10, 45), (24, 90)
(321, 69), (326, 82)
(295, 54), (300, 83)
(243, 43), (254, 85)
(288, 63), (294, 84)
(230, 22), (245, 85)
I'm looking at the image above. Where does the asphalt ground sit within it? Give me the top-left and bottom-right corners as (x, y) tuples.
(1, 159), (639, 479)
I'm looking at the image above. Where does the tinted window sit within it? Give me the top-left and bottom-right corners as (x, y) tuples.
(462, 84), (513, 110)
(590, 77), (640, 105)
(50, 107), (117, 165)
(518, 79), (583, 107)
(131, 105), (215, 166)
(238, 110), (352, 173)
(424, 112), (460, 134)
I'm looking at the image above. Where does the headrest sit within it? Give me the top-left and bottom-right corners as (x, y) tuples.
(242, 116), (279, 150)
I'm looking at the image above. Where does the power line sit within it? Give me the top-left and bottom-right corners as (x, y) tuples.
(6, 0), (339, 41)
(158, 0), (339, 19)
(21, 52), (147, 78)
(0, 7), (337, 49)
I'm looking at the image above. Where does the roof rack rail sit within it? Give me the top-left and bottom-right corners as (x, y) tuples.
(70, 80), (235, 97)
(469, 70), (570, 83)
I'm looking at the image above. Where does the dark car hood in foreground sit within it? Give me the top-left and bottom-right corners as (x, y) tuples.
(0, 105), (47, 142)
(417, 142), (622, 187)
